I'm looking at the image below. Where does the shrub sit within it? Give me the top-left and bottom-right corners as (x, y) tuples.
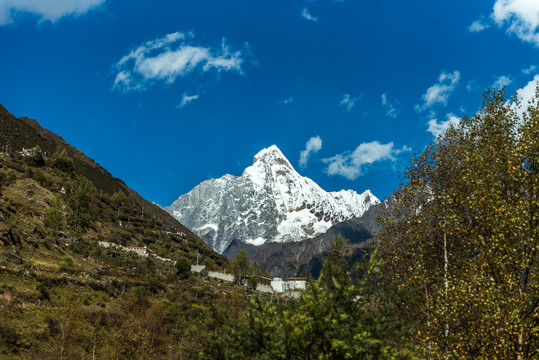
(59, 256), (75, 273)
(64, 176), (96, 234)
(36, 283), (50, 301)
(111, 191), (128, 204)
(52, 148), (75, 173)
(4, 168), (17, 186)
(44, 195), (64, 233)
(0, 315), (21, 349)
(202, 257), (218, 271)
(175, 257), (191, 279)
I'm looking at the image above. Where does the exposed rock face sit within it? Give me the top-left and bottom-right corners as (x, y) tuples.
(2, 251), (24, 265)
(7, 229), (21, 249)
(223, 195), (397, 277)
(166, 145), (379, 253)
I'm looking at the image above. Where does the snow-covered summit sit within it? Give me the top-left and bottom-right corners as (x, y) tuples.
(253, 145), (292, 166)
(165, 145), (379, 253)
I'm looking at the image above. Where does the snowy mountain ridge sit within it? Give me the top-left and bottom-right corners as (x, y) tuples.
(165, 145), (379, 253)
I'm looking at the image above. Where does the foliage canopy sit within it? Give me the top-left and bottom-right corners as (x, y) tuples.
(378, 88), (539, 359)
(230, 249), (260, 287)
(209, 238), (416, 359)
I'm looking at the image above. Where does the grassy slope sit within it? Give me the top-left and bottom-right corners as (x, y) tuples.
(0, 106), (252, 359)
(1, 104), (188, 231)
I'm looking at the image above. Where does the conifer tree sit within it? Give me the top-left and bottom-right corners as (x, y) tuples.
(208, 238), (416, 359)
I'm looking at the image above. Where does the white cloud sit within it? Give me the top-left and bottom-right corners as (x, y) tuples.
(427, 113), (460, 137)
(466, 79), (479, 93)
(468, 18), (491, 32)
(492, 75), (513, 89)
(427, 76), (538, 137)
(381, 93), (388, 106)
(0, 0), (105, 25)
(417, 70), (460, 111)
(516, 74), (539, 101)
(492, 0), (539, 46)
(512, 74), (539, 117)
(299, 136), (323, 168)
(179, 93), (199, 108)
(381, 93), (398, 118)
(522, 64), (537, 75)
(324, 141), (411, 180)
(114, 32), (245, 93)
(280, 97), (294, 105)
(301, 7), (318, 22)
(339, 94), (361, 111)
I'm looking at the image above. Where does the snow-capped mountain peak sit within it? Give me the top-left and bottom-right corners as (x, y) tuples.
(252, 145), (292, 167)
(165, 145), (379, 253)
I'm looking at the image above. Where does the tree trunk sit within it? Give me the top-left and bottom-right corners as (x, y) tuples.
(517, 331), (524, 360)
(444, 229), (449, 359)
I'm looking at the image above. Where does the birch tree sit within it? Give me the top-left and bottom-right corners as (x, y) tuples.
(378, 88), (539, 359)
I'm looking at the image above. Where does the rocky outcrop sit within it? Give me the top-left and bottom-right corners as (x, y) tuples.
(2, 251), (24, 265)
(7, 229), (21, 249)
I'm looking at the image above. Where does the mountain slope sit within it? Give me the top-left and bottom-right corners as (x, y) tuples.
(223, 195), (397, 277)
(0, 104), (184, 232)
(166, 145), (379, 253)
(0, 104), (225, 265)
(0, 104), (245, 359)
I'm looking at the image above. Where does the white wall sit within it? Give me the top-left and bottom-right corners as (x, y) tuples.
(208, 271), (234, 282)
(271, 279), (284, 292)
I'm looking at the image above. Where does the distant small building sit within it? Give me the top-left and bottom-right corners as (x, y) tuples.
(270, 277), (306, 293)
(284, 277), (307, 291)
(98, 241), (117, 249)
(258, 276), (273, 286)
(19, 147), (47, 157)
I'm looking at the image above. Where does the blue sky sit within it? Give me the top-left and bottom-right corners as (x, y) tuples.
(0, 0), (538, 205)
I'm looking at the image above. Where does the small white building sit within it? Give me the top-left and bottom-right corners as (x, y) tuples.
(98, 241), (117, 249)
(271, 277), (284, 292)
(284, 278), (307, 291)
(270, 277), (307, 293)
